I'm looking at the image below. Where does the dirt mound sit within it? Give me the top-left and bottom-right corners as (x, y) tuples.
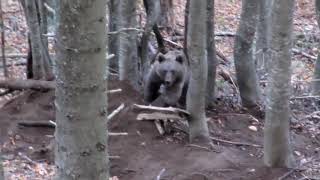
(0, 79), (318, 180)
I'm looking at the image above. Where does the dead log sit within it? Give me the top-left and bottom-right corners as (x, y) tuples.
(137, 112), (184, 121)
(0, 79), (55, 90)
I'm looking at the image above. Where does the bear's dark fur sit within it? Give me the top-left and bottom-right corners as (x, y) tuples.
(144, 50), (189, 107)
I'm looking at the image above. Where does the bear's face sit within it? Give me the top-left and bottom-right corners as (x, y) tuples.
(155, 51), (187, 88)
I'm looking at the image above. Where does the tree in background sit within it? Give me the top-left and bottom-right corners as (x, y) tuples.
(264, 0), (295, 168)
(206, 0), (217, 107)
(54, 0), (109, 179)
(159, 0), (175, 31)
(255, 0), (273, 76)
(312, 0), (320, 95)
(234, 0), (260, 108)
(186, 0), (210, 143)
(118, 0), (139, 90)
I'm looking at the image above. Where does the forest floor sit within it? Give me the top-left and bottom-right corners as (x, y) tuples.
(0, 0), (320, 179)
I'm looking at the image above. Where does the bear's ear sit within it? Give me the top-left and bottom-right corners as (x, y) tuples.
(157, 53), (166, 63)
(175, 55), (184, 64)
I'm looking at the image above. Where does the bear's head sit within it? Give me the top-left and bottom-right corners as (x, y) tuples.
(155, 50), (187, 87)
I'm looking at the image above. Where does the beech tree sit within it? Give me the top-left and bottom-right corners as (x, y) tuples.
(312, 0), (320, 95)
(20, 0), (53, 80)
(206, 0), (217, 106)
(159, 0), (175, 29)
(118, 0), (139, 90)
(264, 0), (294, 168)
(54, 0), (109, 179)
(186, 0), (210, 143)
(256, 0), (273, 75)
(234, 0), (260, 108)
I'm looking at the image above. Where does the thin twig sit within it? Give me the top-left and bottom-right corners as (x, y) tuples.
(187, 144), (211, 151)
(210, 136), (261, 148)
(107, 103), (125, 120)
(109, 155), (121, 159)
(108, 132), (128, 136)
(107, 89), (122, 94)
(18, 120), (56, 128)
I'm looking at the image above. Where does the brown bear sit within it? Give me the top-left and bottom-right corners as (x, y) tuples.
(144, 50), (189, 107)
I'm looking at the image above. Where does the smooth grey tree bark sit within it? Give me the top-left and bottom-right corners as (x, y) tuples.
(118, 0), (139, 90)
(140, 0), (161, 83)
(234, 0), (260, 108)
(263, 0), (295, 168)
(256, 0), (273, 75)
(206, 0), (217, 107)
(312, 0), (320, 95)
(186, 0), (210, 143)
(24, 0), (44, 79)
(159, 0), (174, 30)
(54, 0), (109, 179)
(0, 153), (3, 180)
(108, 0), (119, 69)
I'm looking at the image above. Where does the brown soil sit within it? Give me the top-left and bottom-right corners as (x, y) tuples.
(0, 78), (318, 180)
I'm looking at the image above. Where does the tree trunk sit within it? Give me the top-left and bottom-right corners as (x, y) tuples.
(186, 0), (210, 143)
(256, 0), (273, 76)
(312, 0), (320, 95)
(0, 153), (3, 180)
(0, 0), (8, 77)
(108, 0), (119, 69)
(118, 0), (139, 90)
(206, 0), (217, 107)
(24, 0), (44, 79)
(54, 0), (109, 179)
(140, 0), (161, 84)
(263, 0), (294, 168)
(183, 0), (190, 56)
(234, 0), (260, 108)
(159, 0), (174, 30)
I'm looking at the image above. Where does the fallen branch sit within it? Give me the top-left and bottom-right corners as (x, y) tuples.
(17, 120), (56, 128)
(107, 88), (122, 94)
(133, 104), (190, 116)
(154, 120), (165, 135)
(292, 48), (317, 61)
(109, 156), (121, 159)
(136, 112), (184, 121)
(108, 132), (128, 136)
(107, 103), (125, 120)
(210, 136), (261, 148)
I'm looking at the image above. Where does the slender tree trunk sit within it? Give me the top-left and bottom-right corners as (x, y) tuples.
(24, 0), (44, 79)
(118, 0), (139, 90)
(312, 0), (320, 95)
(0, 0), (8, 77)
(234, 0), (260, 108)
(108, 0), (119, 69)
(0, 153), (3, 180)
(186, 0), (210, 143)
(263, 0), (294, 168)
(159, 0), (174, 30)
(206, 0), (217, 107)
(54, 0), (109, 179)
(256, 0), (273, 76)
(183, 0), (190, 56)
(140, 0), (161, 84)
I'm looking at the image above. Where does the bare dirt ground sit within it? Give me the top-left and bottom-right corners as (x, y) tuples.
(0, 77), (319, 180)
(0, 0), (320, 179)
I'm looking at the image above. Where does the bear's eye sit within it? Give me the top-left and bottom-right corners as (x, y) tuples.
(163, 70), (168, 74)
(170, 70), (175, 74)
